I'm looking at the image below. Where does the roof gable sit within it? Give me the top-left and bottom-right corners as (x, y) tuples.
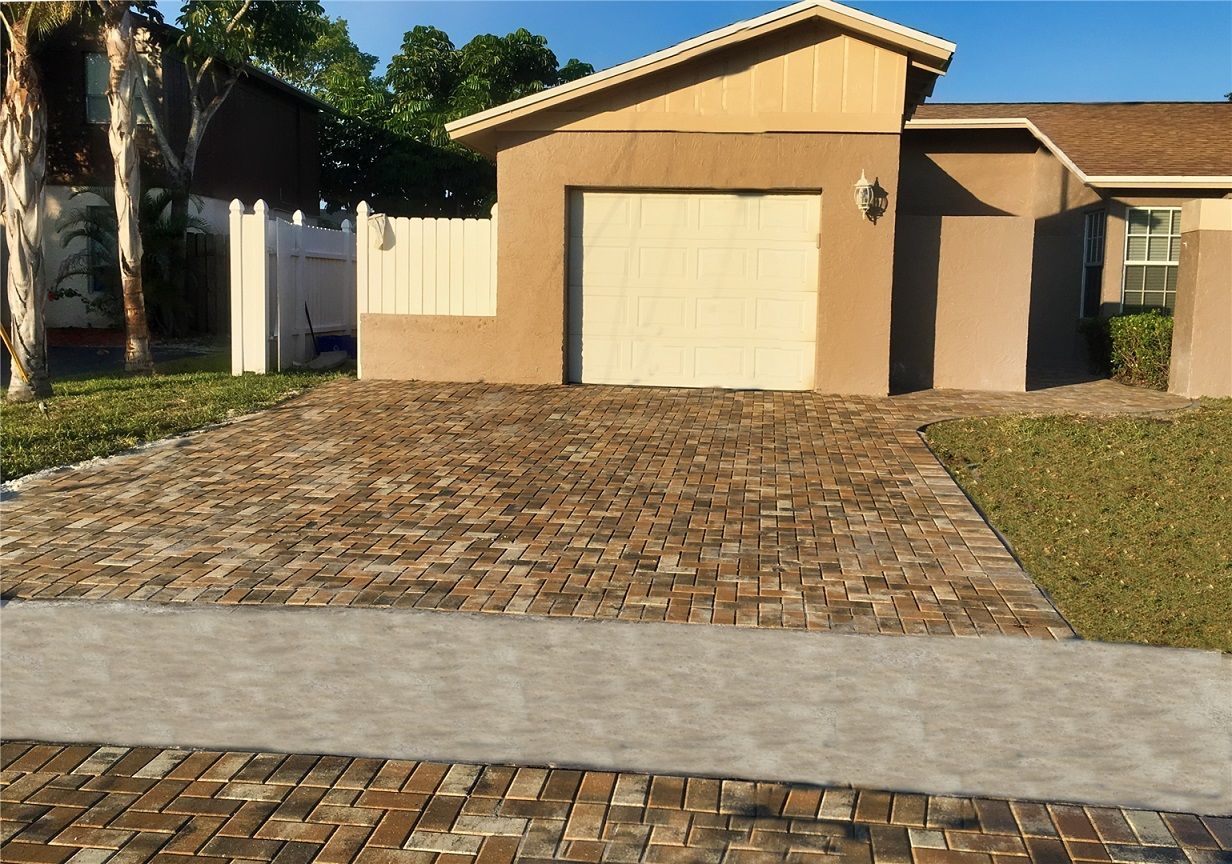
(447, 0), (955, 155)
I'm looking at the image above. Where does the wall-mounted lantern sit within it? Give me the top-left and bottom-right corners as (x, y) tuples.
(853, 170), (888, 223)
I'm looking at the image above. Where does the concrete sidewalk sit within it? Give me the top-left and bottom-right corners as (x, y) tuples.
(2, 601), (1228, 815)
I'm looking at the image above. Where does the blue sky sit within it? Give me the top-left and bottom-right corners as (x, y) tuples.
(318, 0), (1232, 102)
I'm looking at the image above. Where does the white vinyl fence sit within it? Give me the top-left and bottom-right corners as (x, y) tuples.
(229, 200), (356, 374)
(356, 201), (497, 317)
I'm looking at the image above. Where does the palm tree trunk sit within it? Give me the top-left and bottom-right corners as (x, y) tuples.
(104, 5), (153, 374)
(0, 37), (53, 402)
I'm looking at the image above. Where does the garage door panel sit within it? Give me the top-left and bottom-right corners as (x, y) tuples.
(757, 247), (815, 280)
(695, 297), (749, 330)
(637, 247), (690, 279)
(639, 196), (693, 227)
(696, 248), (751, 279)
(694, 346), (746, 379)
(569, 190), (819, 390)
(755, 297), (815, 335)
(636, 296), (688, 328)
(698, 196), (751, 230)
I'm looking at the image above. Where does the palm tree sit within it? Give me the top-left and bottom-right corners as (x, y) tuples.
(0, 2), (78, 402)
(98, 0), (155, 373)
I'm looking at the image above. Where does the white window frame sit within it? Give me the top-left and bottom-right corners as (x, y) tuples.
(1079, 209), (1106, 317)
(1121, 206), (1181, 311)
(85, 53), (150, 125)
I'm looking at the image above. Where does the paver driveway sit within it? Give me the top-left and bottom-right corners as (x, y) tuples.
(0, 379), (1186, 637)
(4, 741), (1228, 864)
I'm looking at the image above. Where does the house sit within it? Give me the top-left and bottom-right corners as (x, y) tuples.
(35, 19), (325, 331)
(358, 0), (1231, 397)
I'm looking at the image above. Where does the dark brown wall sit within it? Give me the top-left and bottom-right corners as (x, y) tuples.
(39, 25), (318, 212)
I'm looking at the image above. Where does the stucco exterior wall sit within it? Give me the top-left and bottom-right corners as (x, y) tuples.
(1023, 147), (1103, 371)
(364, 131), (903, 396)
(891, 130), (1227, 387)
(1169, 199), (1232, 398)
(893, 130), (1039, 391)
(893, 214), (1032, 391)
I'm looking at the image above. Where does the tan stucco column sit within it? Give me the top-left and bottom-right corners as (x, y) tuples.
(1169, 199), (1232, 399)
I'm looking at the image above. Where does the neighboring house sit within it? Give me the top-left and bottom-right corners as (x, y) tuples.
(359, 0), (1230, 397)
(36, 20), (325, 330)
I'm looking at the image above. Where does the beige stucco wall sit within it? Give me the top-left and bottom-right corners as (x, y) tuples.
(894, 214), (1032, 391)
(1169, 199), (1232, 398)
(1023, 147), (1103, 371)
(891, 130), (1232, 387)
(893, 129), (1040, 390)
(364, 131), (903, 396)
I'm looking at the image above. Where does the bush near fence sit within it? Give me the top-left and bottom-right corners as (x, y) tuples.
(1081, 312), (1173, 390)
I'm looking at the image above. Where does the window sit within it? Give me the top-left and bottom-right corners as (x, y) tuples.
(84, 53), (149, 125)
(85, 54), (109, 123)
(1121, 207), (1180, 310)
(1080, 209), (1105, 317)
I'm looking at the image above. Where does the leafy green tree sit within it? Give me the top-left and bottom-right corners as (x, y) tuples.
(386, 26), (593, 145)
(134, 1), (323, 297)
(267, 18), (593, 217)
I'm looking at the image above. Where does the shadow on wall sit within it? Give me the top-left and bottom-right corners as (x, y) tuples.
(889, 156), (1013, 394)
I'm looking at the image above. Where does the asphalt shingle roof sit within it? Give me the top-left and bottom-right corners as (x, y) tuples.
(913, 102), (1232, 178)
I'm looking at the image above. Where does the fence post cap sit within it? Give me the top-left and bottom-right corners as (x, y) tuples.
(490, 203), (498, 218)
(341, 219), (353, 232)
(292, 209), (305, 225)
(253, 199), (268, 216)
(229, 199), (244, 214)
(356, 201), (370, 217)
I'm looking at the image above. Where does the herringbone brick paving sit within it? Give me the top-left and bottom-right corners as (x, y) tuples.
(2, 742), (1227, 864)
(0, 379), (1187, 637)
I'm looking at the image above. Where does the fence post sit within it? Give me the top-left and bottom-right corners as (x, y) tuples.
(246, 200), (271, 373)
(356, 201), (370, 379)
(229, 199), (244, 375)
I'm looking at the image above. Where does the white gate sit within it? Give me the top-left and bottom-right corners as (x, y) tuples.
(229, 200), (357, 373)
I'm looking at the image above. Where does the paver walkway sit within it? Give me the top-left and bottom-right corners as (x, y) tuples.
(0, 379), (1186, 638)
(3, 742), (1229, 864)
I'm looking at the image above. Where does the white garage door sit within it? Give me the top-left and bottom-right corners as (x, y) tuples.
(567, 190), (820, 390)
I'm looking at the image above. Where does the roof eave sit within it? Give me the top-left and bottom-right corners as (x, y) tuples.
(904, 117), (1232, 190)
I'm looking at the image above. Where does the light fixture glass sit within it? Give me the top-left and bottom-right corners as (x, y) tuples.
(854, 170), (874, 217)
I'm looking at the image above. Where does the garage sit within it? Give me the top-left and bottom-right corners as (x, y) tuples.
(567, 190), (821, 390)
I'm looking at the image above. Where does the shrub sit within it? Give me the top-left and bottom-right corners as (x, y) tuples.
(1107, 311), (1173, 390)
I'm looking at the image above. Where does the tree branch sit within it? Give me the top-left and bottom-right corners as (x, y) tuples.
(132, 48), (182, 175)
(197, 0), (253, 80)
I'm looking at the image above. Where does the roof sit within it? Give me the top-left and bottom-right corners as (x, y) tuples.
(134, 14), (330, 113)
(447, 0), (955, 147)
(909, 102), (1232, 188)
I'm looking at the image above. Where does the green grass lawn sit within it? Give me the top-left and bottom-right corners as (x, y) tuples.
(926, 401), (1232, 652)
(1, 352), (345, 482)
